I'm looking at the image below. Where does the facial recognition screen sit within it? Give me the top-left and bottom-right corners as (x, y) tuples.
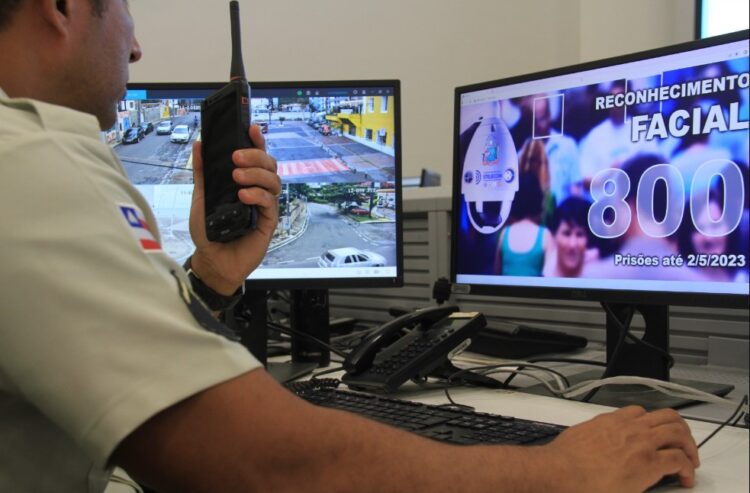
(113, 81), (401, 287)
(453, 33), (749, 299)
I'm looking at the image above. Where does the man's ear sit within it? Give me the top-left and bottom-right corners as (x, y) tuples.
(37, 0), (72, 37)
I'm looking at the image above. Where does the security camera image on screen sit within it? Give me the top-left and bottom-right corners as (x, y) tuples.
(112, 82), (400, 283)
(455, 34), (749, 298)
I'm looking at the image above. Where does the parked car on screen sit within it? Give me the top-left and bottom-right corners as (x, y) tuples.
(170, 125), (191, 144)
(140, 121), (154, 134)
(258, 121), (269, 133)
(122, 126), (144, 144)
(156, 120), (172, 135)
(318, 247), (386, 268)
(348, 207), (369, 216)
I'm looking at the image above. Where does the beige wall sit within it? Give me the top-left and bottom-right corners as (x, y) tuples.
(579, 0), (694, 62)
(128, 0), (694, 193)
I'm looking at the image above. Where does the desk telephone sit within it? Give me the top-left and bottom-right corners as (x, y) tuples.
(341, 305), (486, 392)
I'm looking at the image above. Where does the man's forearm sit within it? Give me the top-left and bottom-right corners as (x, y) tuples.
(251, 405), (557, 493)
(114, 370), (560, 493)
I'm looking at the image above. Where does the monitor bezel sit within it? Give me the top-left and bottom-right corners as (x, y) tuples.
(124, 79), (404, 290)
(450, 30), (749, 309)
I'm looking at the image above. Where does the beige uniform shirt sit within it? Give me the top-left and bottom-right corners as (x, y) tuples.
(0, 89), (262, 492)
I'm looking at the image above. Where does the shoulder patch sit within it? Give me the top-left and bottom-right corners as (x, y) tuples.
(118, 204), (161, 251)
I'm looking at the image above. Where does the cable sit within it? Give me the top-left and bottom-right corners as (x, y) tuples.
(563, 377), (750, 411)
(482, 368), (568, 395)
(581, 304), (635, 402)
(623, 331), (674, 368)
(601, 303), (674, 367)
(311, 365), (346, 380)
(527, 357), (607, 367)
(479, 363), (571, 389)
(330, 326), (379, 351)
(503, 358), (606, 388)
(441, 361), (749, 418)
(267, 321), (348, 359)
(455, 362), (571, 389)
(436, 353), (748, 449)
(443, 368), (565, 406)
(697, 395), (748, 448)
(730, 409), (747, 428)
(442, 363), (571, 406)
(445, 355), (746, 413)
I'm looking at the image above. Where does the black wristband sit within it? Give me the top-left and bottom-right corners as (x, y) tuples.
(183, 257), (244, 312)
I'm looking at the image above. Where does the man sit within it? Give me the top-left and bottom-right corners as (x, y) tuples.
(0, 1), (700, 492)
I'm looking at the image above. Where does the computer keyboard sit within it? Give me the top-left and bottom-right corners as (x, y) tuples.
(288, 380), (565, 446)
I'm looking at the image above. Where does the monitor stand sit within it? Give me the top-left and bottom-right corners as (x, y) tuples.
(237, 288), (329, 384)
(522, 303), (733, 411)
(289, 289), (331, 367)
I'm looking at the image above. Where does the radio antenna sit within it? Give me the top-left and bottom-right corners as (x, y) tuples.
(229, 1), (246, 81)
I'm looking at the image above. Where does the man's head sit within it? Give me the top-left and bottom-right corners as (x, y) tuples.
(0, 0), (141, 129)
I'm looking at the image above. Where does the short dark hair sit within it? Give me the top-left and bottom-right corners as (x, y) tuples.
(0, 0), (106, 31)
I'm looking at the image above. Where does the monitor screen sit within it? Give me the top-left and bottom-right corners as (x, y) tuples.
(452, 31), (749, 309)
(114, 80), (402, 289)
(696, 0), (749, 39)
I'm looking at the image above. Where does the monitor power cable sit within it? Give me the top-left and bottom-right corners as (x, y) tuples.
(696, 394), (748, 448)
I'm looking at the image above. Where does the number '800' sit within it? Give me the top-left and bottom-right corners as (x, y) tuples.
(588, 159), (745, 239)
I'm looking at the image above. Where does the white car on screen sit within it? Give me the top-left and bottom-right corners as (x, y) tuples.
(156, 120), (172, 135)
(318, 247), (386, 268)
(170, 124), (191, 143)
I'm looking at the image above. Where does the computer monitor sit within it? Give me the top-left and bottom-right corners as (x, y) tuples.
(245, 81), (402, 290)
(115, 80), (403, 377)
(696, 0), (749, 39)
(451, 31), (749, 409)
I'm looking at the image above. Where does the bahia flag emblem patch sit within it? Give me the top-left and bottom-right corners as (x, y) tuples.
(119, 204), (161, 251)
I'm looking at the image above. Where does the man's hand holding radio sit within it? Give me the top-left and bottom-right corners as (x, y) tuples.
(188, 124), (281, 296)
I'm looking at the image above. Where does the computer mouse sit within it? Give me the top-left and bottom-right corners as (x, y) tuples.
(647, 473), (680, 490)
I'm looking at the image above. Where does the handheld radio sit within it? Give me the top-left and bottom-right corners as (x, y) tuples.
(201, 1), (258, 243)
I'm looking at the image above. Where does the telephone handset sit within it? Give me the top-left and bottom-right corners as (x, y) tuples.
(342, 306), (486, 392)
